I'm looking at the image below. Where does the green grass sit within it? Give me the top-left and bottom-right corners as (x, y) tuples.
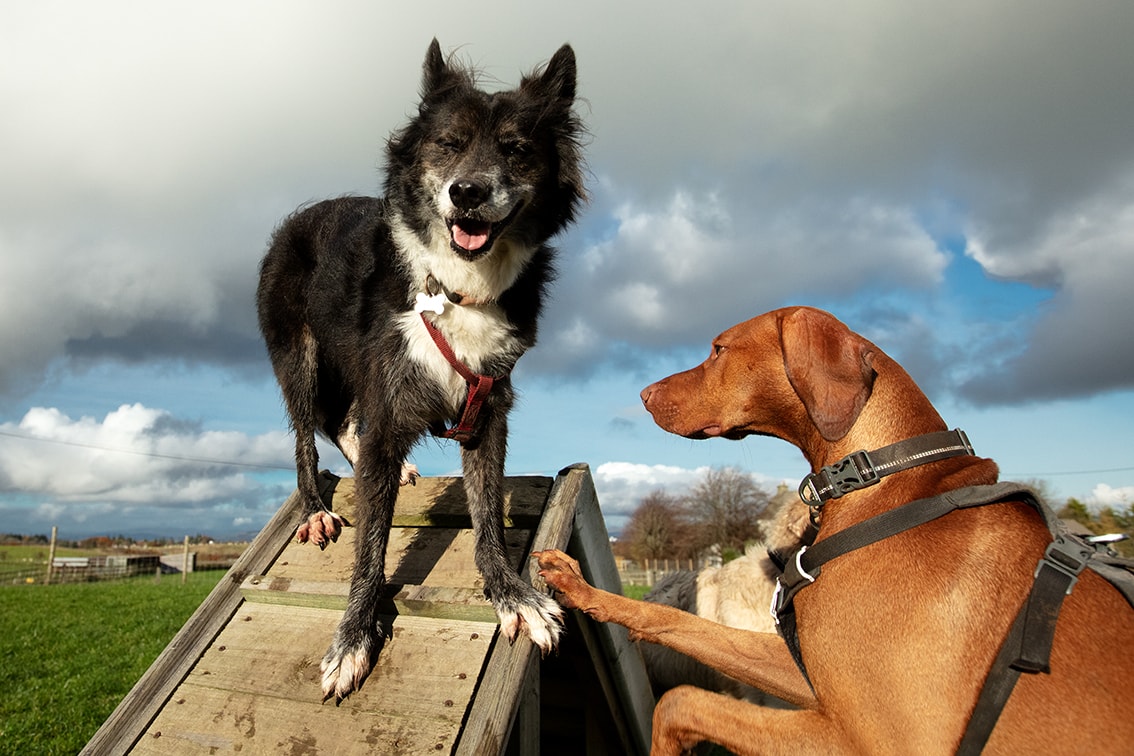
(0, 571), (223, 755)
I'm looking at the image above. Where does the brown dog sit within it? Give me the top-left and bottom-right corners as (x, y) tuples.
(536, 306), (1134, 755)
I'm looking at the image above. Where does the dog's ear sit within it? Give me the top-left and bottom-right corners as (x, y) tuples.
(781, 308), (877, 442)
(421, 39), (447, 96)
(522, 44), (577, 103)
(419, 38), (470, 104)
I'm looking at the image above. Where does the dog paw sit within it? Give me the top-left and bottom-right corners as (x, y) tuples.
(496, 586), (565, 656)
(296, 510), (345, 550)
(533, 549), (593, 611)
(320, 634), (373, 702)
(399, 462), (419, 486)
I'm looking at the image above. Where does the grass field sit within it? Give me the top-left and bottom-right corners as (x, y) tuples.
(0, 571), (223, 755)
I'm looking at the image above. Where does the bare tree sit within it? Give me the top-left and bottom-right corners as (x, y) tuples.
(621, 489), (688, 562)
(684, 467), (769, 557)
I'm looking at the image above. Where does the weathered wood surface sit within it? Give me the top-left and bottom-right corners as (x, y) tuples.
(80, 472), (328, 756)
(566, 469), (655, 756)
(83, 464), (654, 755)
(132, 605), (496, 755)
(453, 463), (593, 756)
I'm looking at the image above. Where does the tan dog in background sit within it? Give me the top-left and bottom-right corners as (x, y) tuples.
(536, 306), (1134, 755)
(638, 496), (813, 704)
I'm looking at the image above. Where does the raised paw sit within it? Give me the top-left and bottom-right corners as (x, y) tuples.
(533, 549), (594, 611)
(497, 587), (565, 656)
(320, 634), (373, 702)
(399, 462), (420, 486)
(296, 510), (345, 550)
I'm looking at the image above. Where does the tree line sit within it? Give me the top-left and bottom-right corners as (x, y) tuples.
(614, 470), (1134, 564)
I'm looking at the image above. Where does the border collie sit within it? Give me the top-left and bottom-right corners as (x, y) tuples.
(256, 39), (585, 700)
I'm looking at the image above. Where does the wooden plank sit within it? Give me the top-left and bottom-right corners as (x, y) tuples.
(327, 475), (552, 529)
(265, 526), (534, 589)
(240, 577), (499, 622)
(567, 468), (655, 756)
(455, 463), (590, 756)
(128, 603), (496, 755)
(508, 650), (540, 756)
(81, 473), (335, 756)
(134, 686), (458, 755)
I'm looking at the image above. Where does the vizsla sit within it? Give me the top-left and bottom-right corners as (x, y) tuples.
(535, 306), (1133, 755)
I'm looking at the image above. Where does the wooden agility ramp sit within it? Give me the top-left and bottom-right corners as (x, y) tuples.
(83, 463), (653, 755)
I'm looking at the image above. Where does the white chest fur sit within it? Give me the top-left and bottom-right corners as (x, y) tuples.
(390, 215), (532, 411)
(396, 302), (524, 413)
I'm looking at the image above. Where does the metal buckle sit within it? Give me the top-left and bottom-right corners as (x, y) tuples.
(1035, 536), (1091, 595)
(795, 545), (816, 583)
(956, 428), (974, 455)
(770, 579), (784, 625)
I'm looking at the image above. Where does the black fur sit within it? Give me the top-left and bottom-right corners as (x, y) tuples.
(256, 40), (584, 700)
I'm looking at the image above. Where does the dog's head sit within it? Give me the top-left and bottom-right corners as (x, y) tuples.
(641, 307), (880, 447)
(386, 39), (586, 263)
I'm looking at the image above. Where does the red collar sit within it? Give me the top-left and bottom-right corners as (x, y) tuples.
(419, 313), (507, 443)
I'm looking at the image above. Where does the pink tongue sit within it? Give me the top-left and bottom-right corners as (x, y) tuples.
(452, 221), (491, 251)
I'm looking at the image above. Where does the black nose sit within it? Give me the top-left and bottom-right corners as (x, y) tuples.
(449, 179), (489, 210)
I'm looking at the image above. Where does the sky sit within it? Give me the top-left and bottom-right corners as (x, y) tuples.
(2, 0), (1133, 540)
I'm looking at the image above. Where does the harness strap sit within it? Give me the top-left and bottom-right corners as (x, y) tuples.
(419, 313), (503, 444)
(772, 484), (990, 689)
(771, 481), (1122, 755)
(955, 534), (1091, 754)
(774, 483), (1019, 638)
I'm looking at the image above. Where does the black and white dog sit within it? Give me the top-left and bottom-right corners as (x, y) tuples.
(256, 39), (585, 700)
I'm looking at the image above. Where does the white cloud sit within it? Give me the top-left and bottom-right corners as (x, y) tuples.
(535, 186), (946, 377)
(1088, 484), (1134, 511)
(592, 462), (709, 523)
(0, 404), (292, 504)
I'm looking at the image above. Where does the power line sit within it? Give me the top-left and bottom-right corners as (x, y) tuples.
(1003, 466), (1134, 478)
(0, 428), (295, 472)
(0, 426), (1130, 481)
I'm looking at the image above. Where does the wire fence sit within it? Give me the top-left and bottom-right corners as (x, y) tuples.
(616, 556), (717, 588)
(1, 553), (241, 585)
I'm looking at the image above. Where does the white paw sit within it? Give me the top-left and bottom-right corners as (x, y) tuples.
(498, 593), (565, 656)
(296, 511), (345, 549)
(399, 462), (420, 486)
(320, 644), (371, 701)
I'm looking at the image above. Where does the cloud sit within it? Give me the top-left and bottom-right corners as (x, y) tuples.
(958, 175), (1134, 403)
(1088, 484), (1134, 511)
(592, 462), (709, 532)
(2, 0), (1134, 408)
(531, 186), (947, 376)
(0, 403), (303, 538)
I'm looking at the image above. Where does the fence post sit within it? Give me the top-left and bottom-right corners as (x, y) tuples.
(181, 535), (190, 585)
(46, 526), (58, 585)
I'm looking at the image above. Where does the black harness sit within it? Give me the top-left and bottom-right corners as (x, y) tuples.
(770, 431), (1134, 755)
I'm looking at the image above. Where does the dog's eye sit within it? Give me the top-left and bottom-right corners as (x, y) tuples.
(436, 136), (465, 153)
(712, 344), (726, 359)
(500, 138), (532, 158)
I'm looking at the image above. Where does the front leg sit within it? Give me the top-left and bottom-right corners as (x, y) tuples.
(320, 445), (406, 701)
(462, 409), (564, 654)
(535, 549), (817, 708)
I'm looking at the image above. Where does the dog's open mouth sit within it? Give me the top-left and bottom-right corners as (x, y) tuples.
(450, 219), (493, 253)
(447, 203), (523, 258)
